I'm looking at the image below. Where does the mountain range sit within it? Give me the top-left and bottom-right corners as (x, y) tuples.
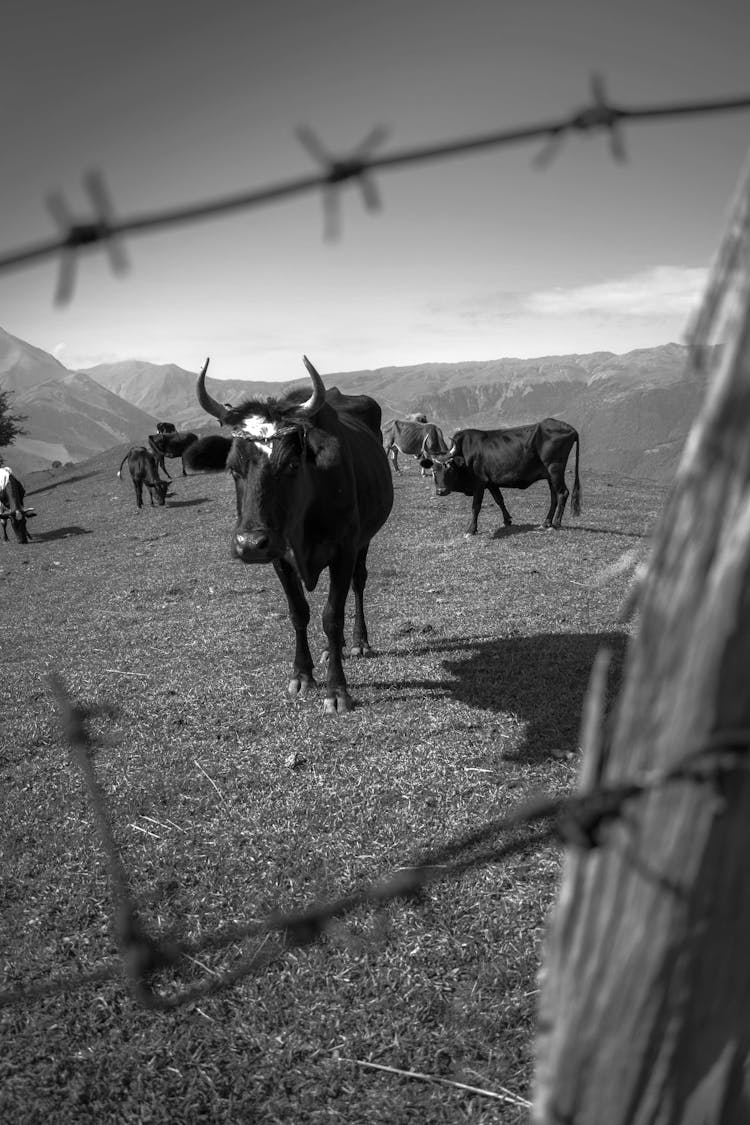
(0, 325), (709, 481)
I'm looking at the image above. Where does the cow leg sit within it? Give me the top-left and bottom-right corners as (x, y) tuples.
(390, 447), (400, 473)
(273, 557), (317, 698)
(134, 481), (144, 508)
(546, 466), (569, 528)
(349, 545), (373, 657)
(488, 484), (513, 526)
(1, 519), (7, 542)
(181, 456), (188, 477)
(321, 554), (356, 714)
(161, 457), (172, 480)
(466, 484), (486, 536)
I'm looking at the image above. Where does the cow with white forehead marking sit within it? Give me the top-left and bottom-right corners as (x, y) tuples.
(185, 357), (394, 715)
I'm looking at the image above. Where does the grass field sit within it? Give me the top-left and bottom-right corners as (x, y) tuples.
(0, 447), (665, 1123)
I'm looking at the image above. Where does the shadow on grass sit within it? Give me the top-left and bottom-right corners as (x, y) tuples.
(568, 523), (646, 539)
(490, 522), (540, 539)
(166, 497), (212, 508)
(27, 471), (102, 496)
(31, 525), (93, 541)
(375, 630), (628, 761)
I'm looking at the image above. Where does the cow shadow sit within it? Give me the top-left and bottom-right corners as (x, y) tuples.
(167, 497), (212, 508)
(568, 523), (646, 539)
(31, 525), (93, 541)
(374, 630), (628, 761)
(490, 522), (539, 539)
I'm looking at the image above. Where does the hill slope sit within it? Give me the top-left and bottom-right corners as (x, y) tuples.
(2, 325), (711, 482)
(0, 326), (68, 394)
(9, 371), (158, 476)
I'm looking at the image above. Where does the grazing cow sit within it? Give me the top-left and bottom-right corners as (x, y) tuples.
(147, 431), (198, 477)
(0, 466), (32, 543)
(405, 412), (428, 423)
(185, 356), (394, 714)
(383, 419), (448, 474)
(118, 447), (173, 508)
(156, 421), (177, 434)
(432, 419), (581, 535)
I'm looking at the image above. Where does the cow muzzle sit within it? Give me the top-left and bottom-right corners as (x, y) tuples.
(233, 529), (281, 563)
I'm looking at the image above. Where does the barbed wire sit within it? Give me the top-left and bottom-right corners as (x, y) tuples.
(3, 75), (750, 304)
(1, 676), (748, 1013)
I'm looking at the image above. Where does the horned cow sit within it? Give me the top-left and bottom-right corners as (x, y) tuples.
(185, 356), (394, 715)
(432, 420), (581, 535)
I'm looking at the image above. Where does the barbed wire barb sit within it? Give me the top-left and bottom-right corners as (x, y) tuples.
(45, 170), (129, 304)
(296, 124), (388, 239)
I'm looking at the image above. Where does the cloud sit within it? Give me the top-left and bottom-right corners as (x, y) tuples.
(52, 342), (66, 360)
(525, 266), (707, 318)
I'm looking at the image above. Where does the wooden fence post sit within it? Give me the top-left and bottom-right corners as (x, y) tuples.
(533, 152), (750, 1124)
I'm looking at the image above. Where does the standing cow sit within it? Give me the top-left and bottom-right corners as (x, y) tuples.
(432, 420), (581, 535)
(156, 421), (177, 434)
(383, 419), (448, 474)
(118, 448), (173, 508)
(147, 431), (198, 478)
(0, 466), (31, 543)
(185, 356), (394, 714)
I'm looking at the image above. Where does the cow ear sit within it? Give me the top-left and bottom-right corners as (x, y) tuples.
(184, 435), (232, 472)
(305, 428), (342, 470)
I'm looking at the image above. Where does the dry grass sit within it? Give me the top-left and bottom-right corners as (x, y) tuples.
(0, 449), (663, 1123)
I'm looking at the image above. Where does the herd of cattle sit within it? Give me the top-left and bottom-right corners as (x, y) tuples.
(2, 356), (581, 712)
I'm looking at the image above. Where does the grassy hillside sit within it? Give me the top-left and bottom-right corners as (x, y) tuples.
(10, 373), (159, 476)
(1, 447), (664, 1122)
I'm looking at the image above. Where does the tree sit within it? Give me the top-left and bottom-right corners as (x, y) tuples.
(0, 383), (26, 465)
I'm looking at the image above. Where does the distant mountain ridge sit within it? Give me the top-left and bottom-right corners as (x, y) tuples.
(0, 326), (710, 481)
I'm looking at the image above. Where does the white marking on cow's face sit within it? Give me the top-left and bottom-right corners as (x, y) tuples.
(240, 415), (280, 457)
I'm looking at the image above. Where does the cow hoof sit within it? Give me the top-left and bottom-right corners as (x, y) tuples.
(288, 675), (317, 698)
(323, 692), (354, 715)
(349, 644), (372, 658)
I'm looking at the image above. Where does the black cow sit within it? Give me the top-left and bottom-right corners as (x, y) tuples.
(383, 419), (448, 474)
(432, 419), (581, 535)
(156, 421), (177, 434)
(118, 447), (173, 508)
(147, 431), (198, 478)
(185, 356), (394, 714)
(0, 466), (32, 543)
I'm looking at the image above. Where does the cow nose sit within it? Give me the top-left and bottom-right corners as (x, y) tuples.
(234, 530), (272, 560)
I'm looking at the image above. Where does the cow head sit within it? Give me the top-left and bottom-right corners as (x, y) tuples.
(151, 480), (173, 505)
(186, 356), (345, 568)
(431, 450), (465, 496)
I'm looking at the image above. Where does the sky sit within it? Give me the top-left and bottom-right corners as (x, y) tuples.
(2, 0), (750, 382)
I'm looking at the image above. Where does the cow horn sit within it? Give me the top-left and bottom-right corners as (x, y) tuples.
(196, 357), (228, 422)
(298, 356), (327, 417)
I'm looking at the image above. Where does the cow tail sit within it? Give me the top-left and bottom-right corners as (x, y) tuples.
(571, 432), (582, 516)
(117, 451), (129, 478)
